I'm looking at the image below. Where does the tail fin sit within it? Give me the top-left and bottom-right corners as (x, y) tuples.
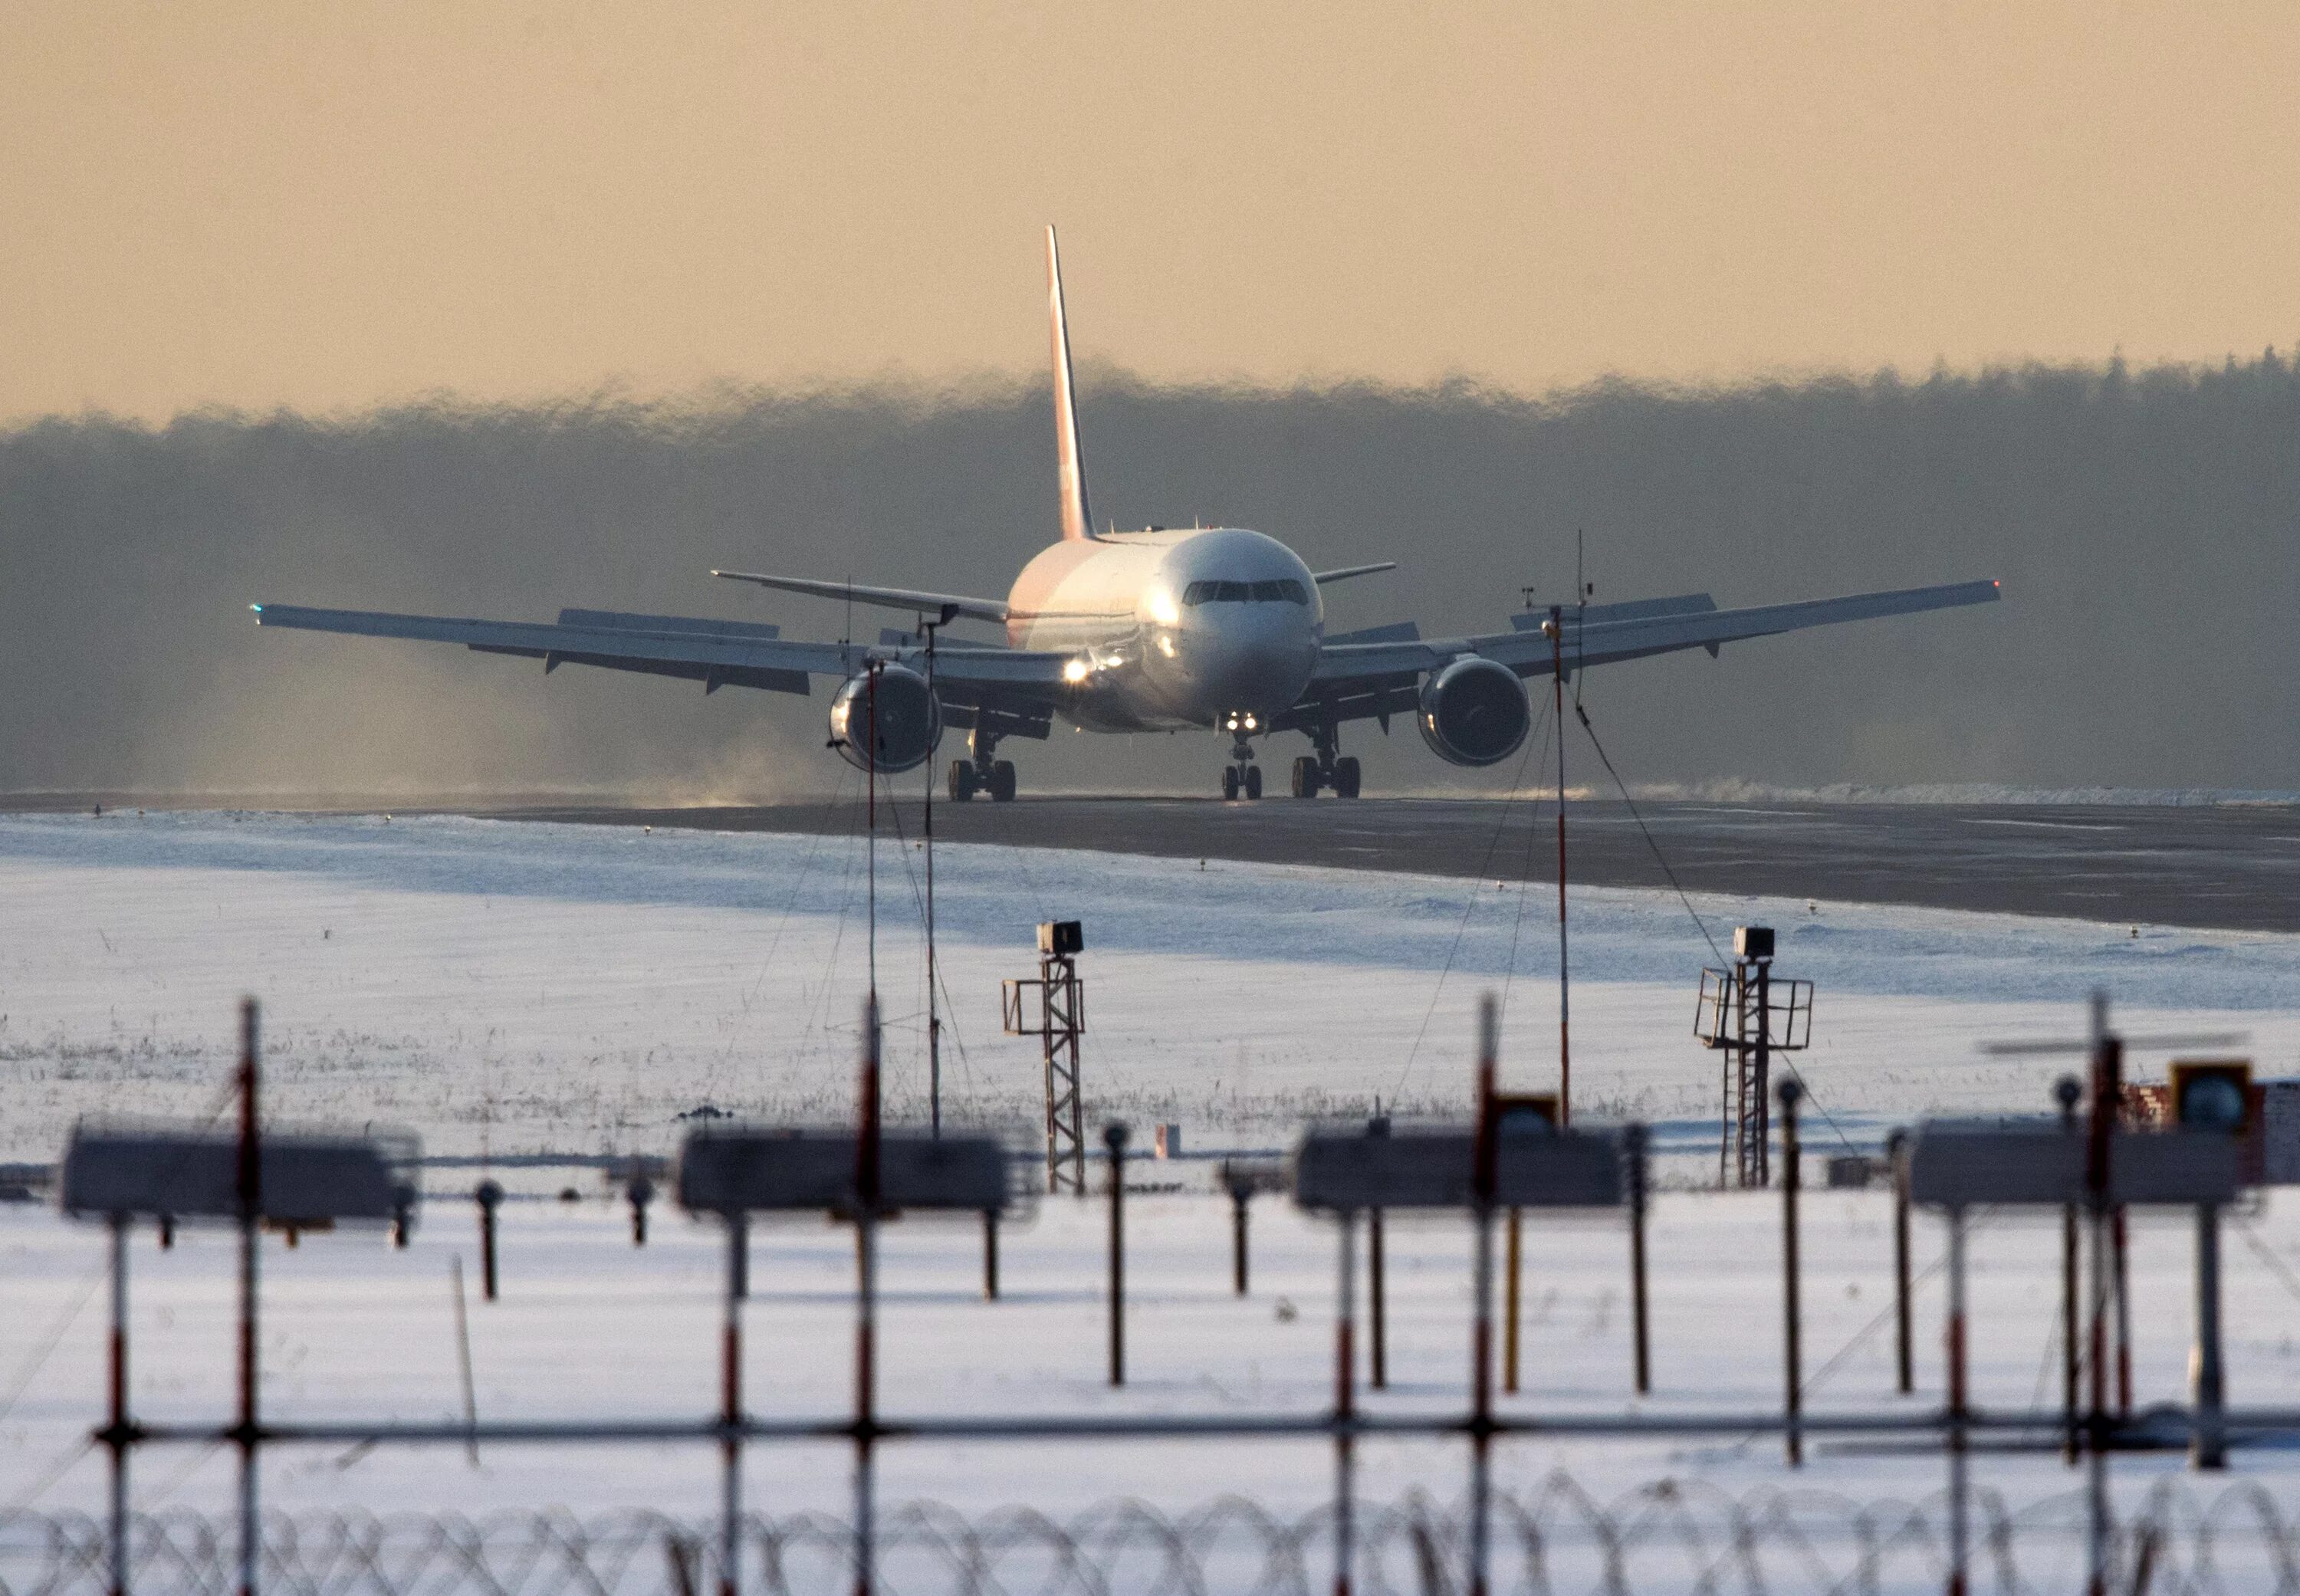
(1046, 225), (1095, 541)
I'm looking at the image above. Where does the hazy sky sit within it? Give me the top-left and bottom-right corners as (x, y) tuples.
(5, 2), (2295, 422)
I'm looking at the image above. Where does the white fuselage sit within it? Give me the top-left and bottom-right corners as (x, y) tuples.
(1004, 527), (1322, 734)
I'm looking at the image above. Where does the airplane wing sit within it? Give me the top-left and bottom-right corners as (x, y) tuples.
(1276, 579), (1999, 734)
(709, 569), (1009, 623)
(249, 603), (1072, 696)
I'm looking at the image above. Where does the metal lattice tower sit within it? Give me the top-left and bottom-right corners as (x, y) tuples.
(1694, 927), (1814, 1188)
(1004, 924), (1087, 1194)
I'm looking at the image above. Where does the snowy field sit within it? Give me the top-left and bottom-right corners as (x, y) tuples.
(4, 807), (2300, 1555)
(5, 808), (2300, 1169)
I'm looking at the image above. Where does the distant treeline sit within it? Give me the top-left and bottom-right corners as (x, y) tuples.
(4, 352), (2296, 796)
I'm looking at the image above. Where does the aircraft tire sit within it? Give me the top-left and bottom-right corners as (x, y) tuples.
(948, 759), (978, 802)
(1334, 757), (1362, 799)
(1244, 764), (1263, 800)
(1290, 756), (1321, 798)
(990, 760), (1017, 802)
(1221, 767), (1240, 801)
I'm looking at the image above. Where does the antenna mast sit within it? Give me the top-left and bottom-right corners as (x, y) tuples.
(1549, 605), (1570, 1124)
(922, 619), (943, 1138)
(866, 660), (879, 1023)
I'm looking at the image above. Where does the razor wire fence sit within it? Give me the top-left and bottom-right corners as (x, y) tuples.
(7, 1476), (2300, 1596)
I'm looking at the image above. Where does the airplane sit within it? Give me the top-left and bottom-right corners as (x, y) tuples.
(252, 228), (1999, 803)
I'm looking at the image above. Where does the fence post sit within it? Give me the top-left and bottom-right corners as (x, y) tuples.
(1106, 1123), (1129, 1387)
(107, 1213), (130, 1596)
(235, 997), (261, 1596)
(1227, 1169), (1251, 1296)
(1779, 1079), (1802, 1468)
(1626, 1123), (1650, 1396)
(1468, 995), (1497, 1596)
(2113, 1208), (2134, 1418)
(2193, 1200), (2226, 1470)
(1366, 1114), (1389, 1391)
(719, 1216), (744, 1596)
(982, 1210), (999, 1301)
(1503, 1207), (1523, 1395)
(2085, 1016), (2120, 1596)
(475, 1181), (504, 1302)
(2057, 1076), (2082, 1466)
(629, 1174), (653, 1248)
(1368, 1207), (1388, 1391)
(854, 993), (883, 1596)
(1947, 1204), (1969, 1596)
(1889, 1129), (1912, 1397)
(1333, 1209), (1357, 1596)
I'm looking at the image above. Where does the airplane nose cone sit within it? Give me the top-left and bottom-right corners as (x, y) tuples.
(1186, 613), (1316, 714)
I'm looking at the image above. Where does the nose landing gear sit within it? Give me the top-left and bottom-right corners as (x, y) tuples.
(1221, 737), (1262, 801)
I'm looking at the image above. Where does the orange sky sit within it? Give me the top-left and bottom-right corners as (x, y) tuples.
(3, 2), (2295, 423)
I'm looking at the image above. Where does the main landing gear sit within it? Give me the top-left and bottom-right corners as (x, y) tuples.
(947, 729), (1017, 803)
(1221, 737), (1263, 801)
(1289, 732), (1362, 800)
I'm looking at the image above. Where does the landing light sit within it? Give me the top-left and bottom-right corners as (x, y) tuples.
(1157, 635), (1175, 658)
(1063, 658), (1090, 684)
(1244, 714), (1258, 731)
(1149, 592), (1180, 627)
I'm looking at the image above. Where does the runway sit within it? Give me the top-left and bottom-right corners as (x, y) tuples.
(460, 796), (2300, 934)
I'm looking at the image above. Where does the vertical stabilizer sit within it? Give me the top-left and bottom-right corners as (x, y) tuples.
(1046, 225), (1095, 541)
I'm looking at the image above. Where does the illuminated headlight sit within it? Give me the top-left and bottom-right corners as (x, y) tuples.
(1063, 658), (1090, 684)
(1148, 591), (1180, 627)
(1243, 713), (1258, 731)
(1224, 714), (1240, 731)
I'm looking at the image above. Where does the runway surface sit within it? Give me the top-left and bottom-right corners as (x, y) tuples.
(457, 796), (2300, 934)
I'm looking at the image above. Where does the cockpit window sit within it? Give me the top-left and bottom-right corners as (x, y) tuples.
(1181, 578), (1309, 606)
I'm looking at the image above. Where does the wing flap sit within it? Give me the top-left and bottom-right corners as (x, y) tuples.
(253, 601), (1075, 698)
(1485, 579), (2002, 675)
(1301, 578), (2000, 724)
(254, 603), (862, 698)
(1506, 593), (1716, 632)
(710, 570), (1008, 622)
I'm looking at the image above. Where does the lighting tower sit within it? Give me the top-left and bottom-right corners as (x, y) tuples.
(1694, 926), (1814, 1187)
(1004, 920), (1087, 1194)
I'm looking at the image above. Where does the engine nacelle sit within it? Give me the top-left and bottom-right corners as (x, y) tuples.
(827, 664), (942, 774)
(1416, 656), (1531, 767)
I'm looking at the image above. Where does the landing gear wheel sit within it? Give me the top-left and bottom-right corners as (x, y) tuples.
(1221, 766), (1240, 801)
(948, 759), (978, 802)
(1244, 764), (1263, 800)
(1291, 756), (1322, 798)
(990, 760), (1017, 802)
(1333, 756), (1362, 799)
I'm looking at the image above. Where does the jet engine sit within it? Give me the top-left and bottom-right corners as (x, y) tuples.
(827, 664), (942, 773)
(1415, 657), (1531, 767)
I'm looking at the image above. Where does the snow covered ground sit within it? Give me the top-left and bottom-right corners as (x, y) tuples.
(3, 807), (2300, 1544)
(5, 808), (2300, 1170)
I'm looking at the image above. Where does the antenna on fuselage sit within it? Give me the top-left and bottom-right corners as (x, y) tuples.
(1046, 225), (1096, 543)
